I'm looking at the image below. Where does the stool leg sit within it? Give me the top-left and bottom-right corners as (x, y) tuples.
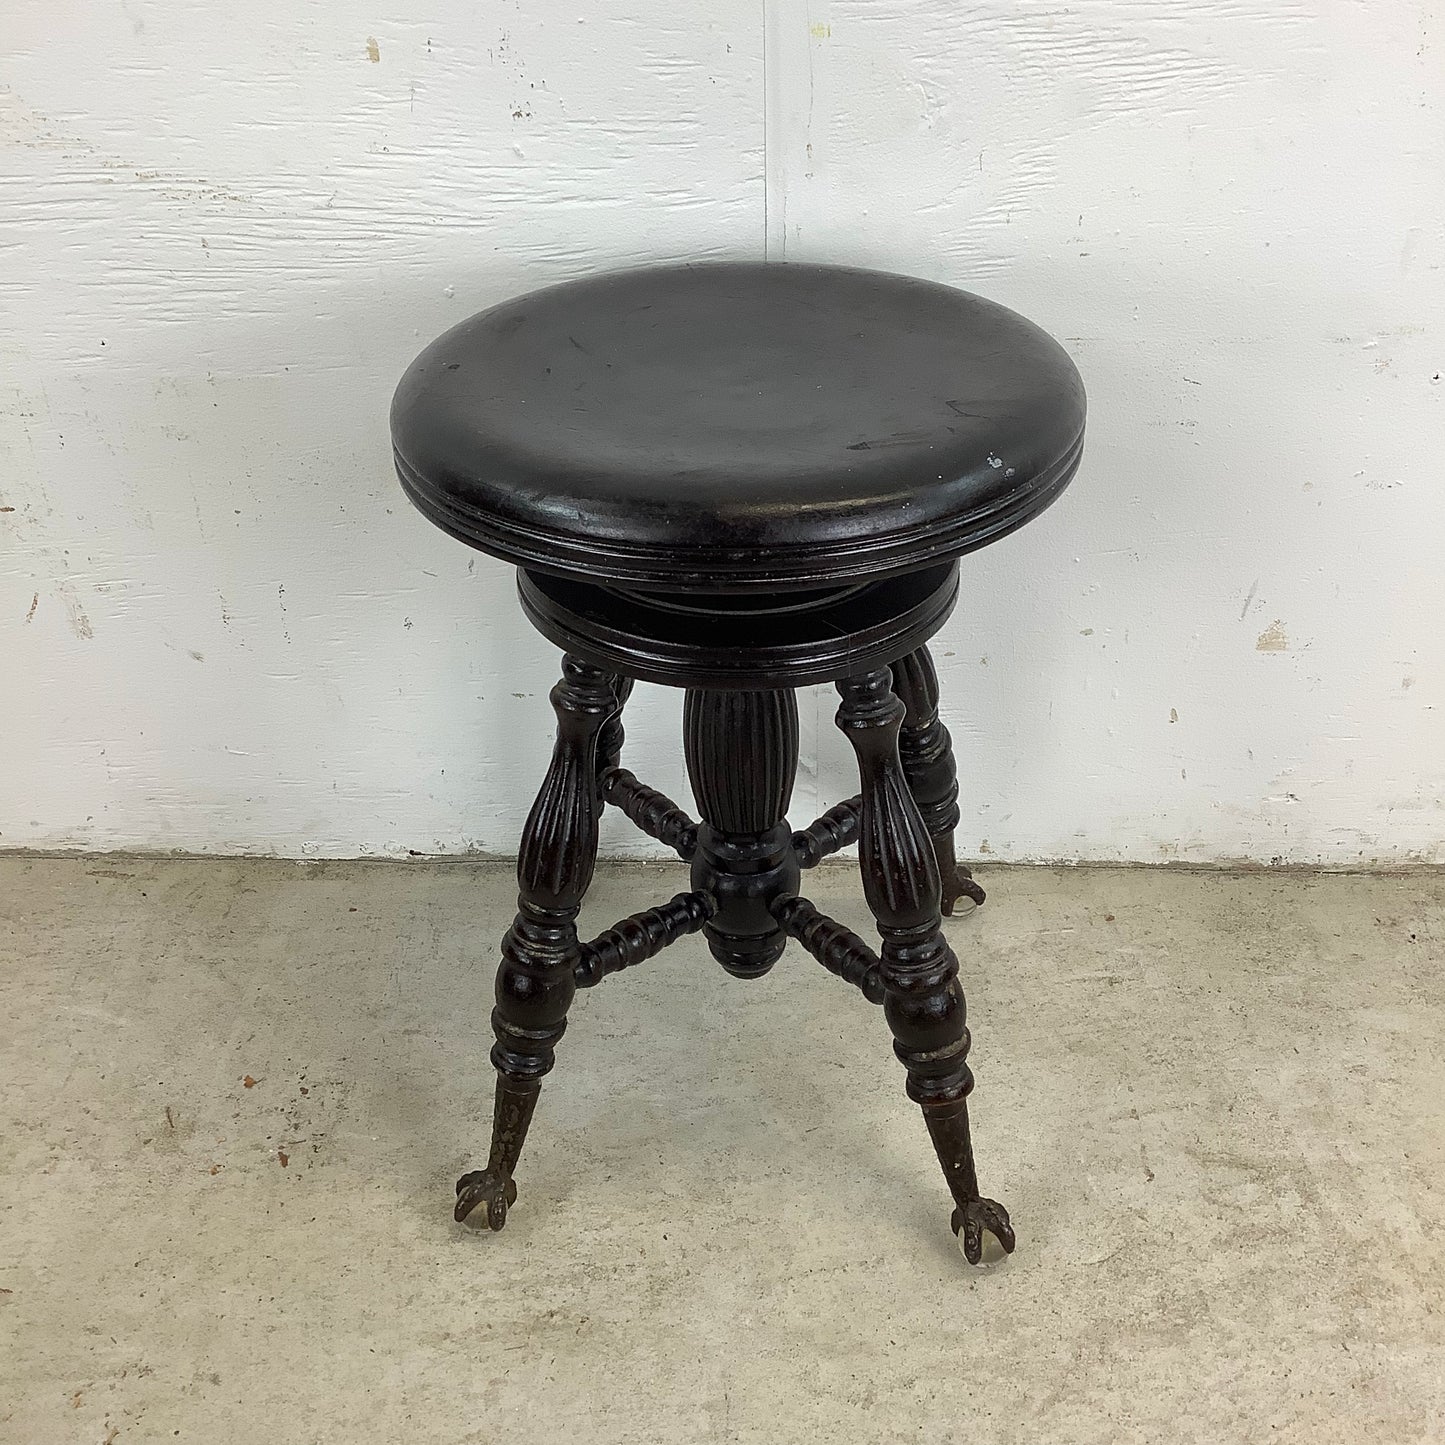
(455, 655), (618, 1228)
(596, 675), (635, 788)
(891, 645), (985, 914)
(836, 670), (1014, 1264)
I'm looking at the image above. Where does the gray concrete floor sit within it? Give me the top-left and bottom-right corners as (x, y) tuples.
(2, 858), (1444, 1445)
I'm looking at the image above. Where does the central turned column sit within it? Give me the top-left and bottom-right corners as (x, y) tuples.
(683, 689), (801, 978)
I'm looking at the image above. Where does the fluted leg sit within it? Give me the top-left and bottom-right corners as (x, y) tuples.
(455, 655), (618, 1228)
(891, 646), (985, 914)
(595, 676), (635, 791)
(836, 670), (1013, 1263)
(684, 688), (801, 978)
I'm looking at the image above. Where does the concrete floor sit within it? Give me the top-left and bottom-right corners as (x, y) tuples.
(2, 859), (1443, 1445)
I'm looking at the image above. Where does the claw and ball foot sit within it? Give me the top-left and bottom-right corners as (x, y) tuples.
(952, 1197), (1016, 1264)
(455, 1168), (519, 1230)
(937, 830), (988, 915)
(454, 1073), (546, 1230)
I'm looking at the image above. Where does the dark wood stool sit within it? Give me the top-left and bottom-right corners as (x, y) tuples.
(391, 262), (1085, 1263)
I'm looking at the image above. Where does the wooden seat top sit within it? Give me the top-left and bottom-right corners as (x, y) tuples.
(391, 262), (1085, 591)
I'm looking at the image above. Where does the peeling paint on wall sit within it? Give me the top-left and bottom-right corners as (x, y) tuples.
(1255, 621), (1289, 653)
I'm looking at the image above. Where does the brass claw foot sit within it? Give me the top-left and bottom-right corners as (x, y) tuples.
(455, 1168), (518, 1229)
(951, 1197), (1015, 1264)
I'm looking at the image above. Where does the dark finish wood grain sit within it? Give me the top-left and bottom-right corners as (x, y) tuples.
(684, 688), (800, 977)
(836, 670), (1014, 1263)
(595, 674), (635, 814)
(393, 262), (1085, 591)
(892, 645), (987, 914)
(574, 891), (715, 988)
(793, 795), (863, 869)
(599, 766), (698, 861)
(455, 655), (618, 1228)
(518, 562), (959, 690)
(391, 259), (1087, 1262)
(772, 894), (886, 1004)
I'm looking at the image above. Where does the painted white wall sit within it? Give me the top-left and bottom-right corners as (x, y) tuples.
(2, 1), (1441, 865)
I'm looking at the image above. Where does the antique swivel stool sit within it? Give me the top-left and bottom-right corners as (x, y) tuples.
(391, 262), (1084, 1264)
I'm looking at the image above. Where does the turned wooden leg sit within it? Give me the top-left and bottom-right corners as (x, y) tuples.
(891, 645), (986, 915)
(596, 675), (635, 798)
(683, 688), (800, 978)
(836, 669), (1014, 1263)
(455, 654), (618, 1228)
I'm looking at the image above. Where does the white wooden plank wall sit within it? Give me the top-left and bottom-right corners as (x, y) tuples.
(2, 2), (1441, 863)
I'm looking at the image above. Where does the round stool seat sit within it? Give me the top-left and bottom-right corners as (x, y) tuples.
(391, 262), (1085, 591)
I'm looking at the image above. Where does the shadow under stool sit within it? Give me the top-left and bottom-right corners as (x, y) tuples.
(391, 262), (1085, 1264)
